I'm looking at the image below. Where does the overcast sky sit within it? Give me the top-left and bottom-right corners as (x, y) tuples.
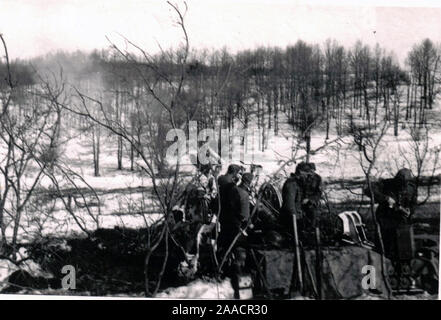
(1, 0), (441, 65)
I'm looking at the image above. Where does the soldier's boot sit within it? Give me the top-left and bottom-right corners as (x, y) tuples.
(231, 248), (252, 299)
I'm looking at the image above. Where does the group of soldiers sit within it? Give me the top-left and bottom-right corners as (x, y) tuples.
(175, 161), (418, 297)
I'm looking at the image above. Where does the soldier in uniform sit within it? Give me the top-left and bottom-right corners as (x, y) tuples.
(217, 164), (243, 217)
(218, 164), (243, 189)
(299, 162), (322, 232)
(279, 162), (322, 241)
(238, 172), (254, 199)
(218, 172), (251, 251)
(218, 172), (253, 299)
(173, 164), (217, 225)
(197, 163), (218, 221)
(364, 168), (417, 260)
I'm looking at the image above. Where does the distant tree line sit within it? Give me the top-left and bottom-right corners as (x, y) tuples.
(1, 38), (440, 175)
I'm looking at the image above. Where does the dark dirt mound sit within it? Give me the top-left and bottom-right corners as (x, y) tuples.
(2, 270), (60, 293)
(17, 226), (189, 295)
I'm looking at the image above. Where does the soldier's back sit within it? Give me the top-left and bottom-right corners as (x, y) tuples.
(218, 174), (232, 188)
(280, 175), (302, 225)
(219, 182), (238, 218)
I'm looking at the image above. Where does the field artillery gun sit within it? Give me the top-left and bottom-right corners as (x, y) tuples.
(165, 164), (438, 299)
(254, 177), (439, 298)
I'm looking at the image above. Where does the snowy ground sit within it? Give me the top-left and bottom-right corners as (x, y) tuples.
(156, 278), (235, 299)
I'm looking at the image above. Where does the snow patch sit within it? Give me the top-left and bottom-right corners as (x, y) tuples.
(155, 278), (234, 299)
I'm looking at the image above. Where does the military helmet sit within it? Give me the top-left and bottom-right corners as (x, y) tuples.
(241, 172), (254, 186)
(395, 168), (413, 182)
(295, 161), (316, 175)
(227, 164), (242, 175)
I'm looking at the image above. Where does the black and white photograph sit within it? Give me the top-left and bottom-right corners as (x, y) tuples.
(0, 0), (439, 302)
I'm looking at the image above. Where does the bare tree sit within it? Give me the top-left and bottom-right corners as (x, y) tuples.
(349, 119), (392, 298)
(53, 1), (192, 296)
(407, 39), (441, 127)
(0, 34), (63, 260)
(396, 125), (440, 206)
